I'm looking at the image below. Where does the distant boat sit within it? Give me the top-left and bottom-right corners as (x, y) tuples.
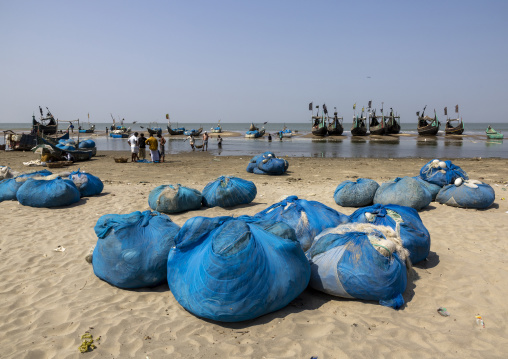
(147, 122), (162, 136)
(351, 108), (368, 136)
(212, 121), (222, 133)
(245, 123), (265, 138)
(32, 106), (58, 135)
(444, 106), (464, 135)
(79, 124), (95, 133)
(327, 110), (343, 136)
(311, 114), (328, 136)
(486, 126), (503, 139)
(184, 128), (203, 136)
(417, 106), (440, 135)
(368, 109), (385, 135)
(167, 122), (185, 135)
(278, 125), (293, 138)
(384, 108), (401, 134)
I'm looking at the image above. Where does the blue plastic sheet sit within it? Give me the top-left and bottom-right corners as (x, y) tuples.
(419, 159), (468, 187)
(148, 184), (202, 213)
(69, 170), (104, 197)
(17, 177), (81, 207)
(202, 176), (257, 208)
(254, 196), (350, 251)
(307, 225), (408, 309)
(436, 180), (495, 209)
(93, 210), (180, 289)
(167, 216), (310, 322)
(349, 203), (431, 264)
(374, 177), (432, 210)
(334, 178), (379, 207)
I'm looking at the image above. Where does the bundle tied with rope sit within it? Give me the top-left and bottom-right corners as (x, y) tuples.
(148, 183), (202, 214)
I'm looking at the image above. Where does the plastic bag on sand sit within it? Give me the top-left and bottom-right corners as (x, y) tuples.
(349, 203), (430, 264)
(436, 180), (495, 209)
(148, 184), (202, 214)
(69, 170), (104, 197)
(202, 176), (256, 208)
(374, 176), (432, 210)
(93, 210), (180, 289)
(334, 178), (379, 207)
(307, 223), (410, 309)
(254, 195), (350, 251)
(17, 177), (80, 207)
(167, 216), (310, 322)
(419, 159), (468, 187)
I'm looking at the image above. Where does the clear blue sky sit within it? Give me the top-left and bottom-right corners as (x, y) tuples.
(1, 0), (507, 124)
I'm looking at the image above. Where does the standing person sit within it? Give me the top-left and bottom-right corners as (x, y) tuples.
(268, 133), (272, 141)
(145, 133), (160, 162)
(184, 135), (195, 150)
(127, 132), (139, 162)
(202, 131), (209, 151)
(138, 133), (146, 160)
(279, 131), (283, 141)
(217, 135), (223, 148)
(106, 127), (109, 135)
(69, 123), (74, 133)
(158, 134), (166, 162)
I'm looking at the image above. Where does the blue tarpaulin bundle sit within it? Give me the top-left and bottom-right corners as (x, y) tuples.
(246, 152), (289, 175)
(56, 139), (77, 151)
(374, 177), (432, 210)
(349, 203), (430, 264)
(17, 177), (81, 207)
(148, 184), (202, 213)
(69, 170), (104, 197)
(413, 176), (442, 201)
(202, 176), (257, 208)
(0, 169), (52, 202)
(419, 159), (468, 187)
(436, 180), (495, 209)
(167, 216), (310, 322)
(78, 139), (96, 149)
(93, 210), (180, 289)
(306, 223), (410, 309)
(254, 196), (350, 251)
(334, 178), (379, 207)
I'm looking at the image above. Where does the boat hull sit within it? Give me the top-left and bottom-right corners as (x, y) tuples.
(312, 126), (328, 136)
(245, 129), (265, 138)
(369, 125), (385, 136)
(418, 125), (439, 136)
(148, 128), (162, 136)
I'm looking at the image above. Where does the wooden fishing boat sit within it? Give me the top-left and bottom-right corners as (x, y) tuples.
(32, 107), (58, 135)
(351, 110), (368, 136)
(78, 124), (95, 133)
(167, 123), (185, 135)
(184, 128), (203, 136)
(147, 122), (162, 136)
(327, 111), (343, 136)
(5, 131), (69, 151)
(311, 116), (328, 136)
(368, 110), (385, 135)
(384, 108), (401, 134)
(445, 118), (464, 135)
(245, 128), (265, 138)
(278, 125), (293, 138)
(211, 121), (222, 133)
(417, 106), (440, 135)
(38, 136), (93, 161)
(486, 126), (504, 139)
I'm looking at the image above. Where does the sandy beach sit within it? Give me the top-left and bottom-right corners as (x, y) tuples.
(1, 150), (508, 358)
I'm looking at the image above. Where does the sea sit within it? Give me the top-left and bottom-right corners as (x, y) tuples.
(1, 122), (506, 159)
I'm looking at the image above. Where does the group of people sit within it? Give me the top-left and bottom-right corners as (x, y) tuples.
(184, 132), (222, 151)
(127, 132), (166, 163)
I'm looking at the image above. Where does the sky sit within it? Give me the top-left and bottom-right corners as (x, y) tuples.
(1, 0), (507, 124)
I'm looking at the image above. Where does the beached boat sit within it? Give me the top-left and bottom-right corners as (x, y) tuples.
(311, 115), (327, 136)
(278, 125), (293, 138)
(417, 106), (440, 135)
(4, 131), (69, 151)
(147, 123), (162, 136)
(184, 128), (203, 136)
(79, 124), (95, 133)
(486, 126), (504, 139)
(444, 106), (464, 135)
(368, 109), (385, 135)
(109, 130), (130, 138)
(38, 136), (93, 161)
(211, 122), (222, 133)
(245, 128), (265, 138)
(167, 123), (185, 135)
(327, 110), (343, 136)
(384, 108), (401, 134)
(351, 108), (368, 136)
(32, 107), (58, 135)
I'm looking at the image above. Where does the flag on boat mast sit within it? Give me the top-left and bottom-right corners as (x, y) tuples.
(353, 103), (356, 110)
(166, 114), (169, 120)
(308, 102), (313, 111)
(368, 100), (372, 108)
(323, 104), (328, 115)
(444, 107), (447, 116)
(455, 105), (459, 113)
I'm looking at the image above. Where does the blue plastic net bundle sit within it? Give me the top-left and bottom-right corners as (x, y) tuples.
(246, 152), (289, 175)
(69, 170), (104, 197)
(78, 139), (96, 149)
(202, 176), (257, 208)
(148, 184), (202, 214)
(349, 203), (430, 264)
(436, 180), (495, 209)
(56, 139), (77, 151)
(0, 169), (52, 202)
(17, 176), (81, 207)
(306, 223), (410, 309)
(334, 178), (379, 207)
(374, 177), (432, 210)
(419, 159), (468, 187)
(254, 196), (350, 251)
(93, 210), (180, 289)
(167, 216), (310, 322)
(413, 176), (442, 201)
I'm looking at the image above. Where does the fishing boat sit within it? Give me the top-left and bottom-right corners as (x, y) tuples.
(278, 125), (293, 138)
(245, 123), (265, 138)
(351, 106), (368, 136)
(78, 124), (95, 133)
(384, 108), (401, 134)
(167, 123), (185, 135)
(417, 106), (440, 135)
(147, 122), (162, 136)
(444, 106), (464, 135)
(327, 109), (343, 136)
(5, 131), (69, 151)
(211, 121), (222, 133)
(368, 109), (385, 135)
(37, 136), (93, 161)
(184, 128), (203, 136)
(486, 126), (504, 139)
(33, 107), (58, 135)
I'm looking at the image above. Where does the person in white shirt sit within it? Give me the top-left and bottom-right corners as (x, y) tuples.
(127, 132), (139, 162)
(184, 135), (195, 150)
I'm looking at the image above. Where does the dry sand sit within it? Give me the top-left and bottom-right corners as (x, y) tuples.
(1, 150), (508, 358)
